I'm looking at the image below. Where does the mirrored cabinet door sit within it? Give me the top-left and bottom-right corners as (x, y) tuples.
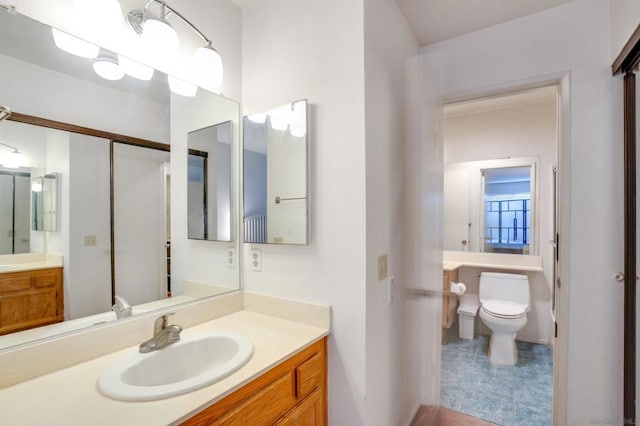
(243, 100), (308, 245)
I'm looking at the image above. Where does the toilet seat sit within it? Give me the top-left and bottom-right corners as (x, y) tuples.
(481, 300), (527, 319)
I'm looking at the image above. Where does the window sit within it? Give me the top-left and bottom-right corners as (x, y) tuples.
(483, 166), (532, 254)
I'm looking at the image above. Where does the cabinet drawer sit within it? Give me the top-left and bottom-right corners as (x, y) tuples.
(295, 354), (322, 400)
(215, 373), (295, 426)
(0, 276), (32, 294)
(34, 272), (58, 288)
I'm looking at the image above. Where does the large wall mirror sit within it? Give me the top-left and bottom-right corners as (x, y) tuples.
(443, 85), (558, 259)
(242, 100), (309, 245)
(0, 8), (240, 350)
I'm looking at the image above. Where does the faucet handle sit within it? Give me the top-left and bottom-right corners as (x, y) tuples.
(154, 312), (175, 333)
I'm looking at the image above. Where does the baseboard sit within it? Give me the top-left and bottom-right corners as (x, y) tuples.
(516, 334), (550, 345)
(405, 403), (421, 426)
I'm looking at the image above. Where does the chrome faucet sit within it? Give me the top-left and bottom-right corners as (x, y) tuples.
(139, 313), (183, 353)
(112, 295), (132, 319)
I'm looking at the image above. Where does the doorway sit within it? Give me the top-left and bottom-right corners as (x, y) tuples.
(439, 85), (559, 425)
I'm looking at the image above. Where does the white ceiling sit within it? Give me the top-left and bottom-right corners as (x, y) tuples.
(394, 0), (576, 46)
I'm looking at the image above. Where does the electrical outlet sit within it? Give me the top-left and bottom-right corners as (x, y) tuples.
(227, 246), (235, 269)
(377, 254), (388, 280)
(388, 275), (396, 304)
(84, 235), (97, 247)
(251, 248), (262, 272)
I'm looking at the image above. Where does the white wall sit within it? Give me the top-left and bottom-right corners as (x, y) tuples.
(422, 1), (620, 423)
(443, 100), (557, 344)
(240, 0), (367, 423)
(610, 0), (640, 61)
(363, 0), (424, 424)
(67, 134), (111, 319)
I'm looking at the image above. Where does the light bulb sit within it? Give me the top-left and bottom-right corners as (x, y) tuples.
(194, 45), (223, 89)
(51, 28), (99, 58)
(93, 52), (124, 81)
(143, 17), (179, 71)
(118, 54), (154, 80)
(31, 181), (42, 192)
(168, 75), (198, 97)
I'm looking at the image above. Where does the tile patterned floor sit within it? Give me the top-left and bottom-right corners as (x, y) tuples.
(440, 321), (553, 426)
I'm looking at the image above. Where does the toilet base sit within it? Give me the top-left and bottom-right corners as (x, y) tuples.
(488, 333), (518, 365)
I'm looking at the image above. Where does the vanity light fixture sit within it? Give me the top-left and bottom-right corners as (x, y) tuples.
(51, 28), (99, 59)
(0, 142), (25, 169)
(248, 113), (268, 124)
(126, 0), (224, 93)
(118, 54), (154, 81)
(93, 51), (125, 81)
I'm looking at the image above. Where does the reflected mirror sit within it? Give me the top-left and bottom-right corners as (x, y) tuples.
(444, 158), (538, 255)
(0, 8), (240, 350)
(31, 172), (58, 232)
(188, 121), (233, 242)
(243, 100), (308, 245)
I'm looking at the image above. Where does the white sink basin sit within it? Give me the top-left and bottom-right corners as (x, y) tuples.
(97, 332), (254, 401)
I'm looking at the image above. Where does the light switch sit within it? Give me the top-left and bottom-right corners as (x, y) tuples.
(377, 254), (388, 280)
(84, 235), (97, 247)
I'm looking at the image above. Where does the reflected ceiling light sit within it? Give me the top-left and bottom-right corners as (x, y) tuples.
(248, 113), (267, 124)
(269, 106), (291, 131)
(194, 44), (223, 89)
(93, 51), (124, 81)
(0, 142), (25, 169)
(72, 0), (123, 46)
(290, 101), (306, 137)
(118, 54), (154, 80)
(168, 75), (198, 97)
(51, 28), (99, 58)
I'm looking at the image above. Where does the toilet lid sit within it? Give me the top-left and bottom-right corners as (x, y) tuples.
(481, 300), (527, 319)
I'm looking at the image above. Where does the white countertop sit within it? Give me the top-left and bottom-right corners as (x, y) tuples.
(0, 253), (63, 274)
(443, 250), (544, 272)
(0, 309), (329, 425)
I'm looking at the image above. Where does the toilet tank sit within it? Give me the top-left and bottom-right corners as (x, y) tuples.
(479, 272), (530, 309)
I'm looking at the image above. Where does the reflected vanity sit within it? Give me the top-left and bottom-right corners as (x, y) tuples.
(0, 10), (240, 349)
(242, 100), (309, 245)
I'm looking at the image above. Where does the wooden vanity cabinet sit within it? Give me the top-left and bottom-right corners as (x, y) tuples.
(0, 267), (63, 335)
(183, 337), (327, 426)
(442, 268), (458, 329)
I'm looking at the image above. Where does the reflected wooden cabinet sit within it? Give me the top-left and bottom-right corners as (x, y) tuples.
(442, 268), (458, 329)
(0, 267), (63, 335)
(183, 337), (327, 426)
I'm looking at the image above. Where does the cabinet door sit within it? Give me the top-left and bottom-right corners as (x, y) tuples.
(275, 390), (322, 426)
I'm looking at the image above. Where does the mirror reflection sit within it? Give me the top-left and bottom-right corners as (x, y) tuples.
(188, 121), (233, 242)
(243, 100), (308, 245)
(0, 9), (239, 350)
(443, 85), (558, 257)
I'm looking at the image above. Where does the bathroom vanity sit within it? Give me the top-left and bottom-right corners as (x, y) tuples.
(442, 267), (459, 329)
(0, 292), (330, 425)
(184, 337), (326, 425)
(0, 267), (63, 335)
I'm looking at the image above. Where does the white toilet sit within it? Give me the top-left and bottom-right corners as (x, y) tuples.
(478, 272), (530, 365)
